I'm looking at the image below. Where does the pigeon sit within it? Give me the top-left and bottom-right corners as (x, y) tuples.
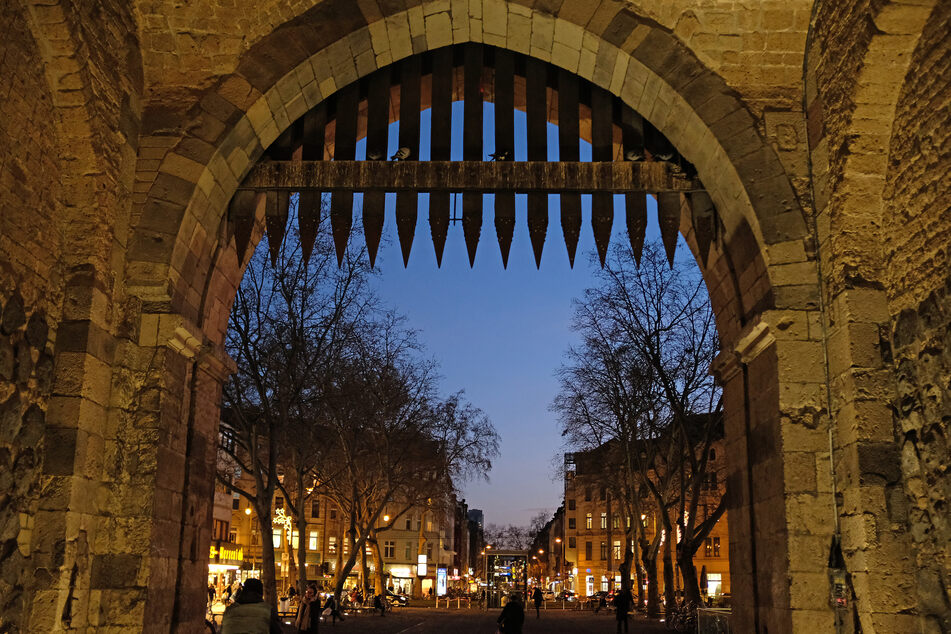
(391, 147), (411, 160)
(367, 150), (385, 160)
(489, 150), (511, 161)
(656, 153), (674, 162)
(624, 150), (642, 161)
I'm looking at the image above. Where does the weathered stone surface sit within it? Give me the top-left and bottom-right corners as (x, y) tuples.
(1, 294), (25, 336)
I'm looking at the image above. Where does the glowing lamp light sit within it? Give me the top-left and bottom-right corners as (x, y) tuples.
(245, 508), (251, 515)
(383, 515), (390, 522)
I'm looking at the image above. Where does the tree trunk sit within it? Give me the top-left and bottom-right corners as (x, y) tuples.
(359, 541), (370, 593)
(257, 505), (279, 611)
(296, 506), (309, 595)
(632, 536), (645, 611)
(642, 540), (660, 618)
(370, 535), (386, 595)
(662, 534), (676, 612)
(677, 541), (702, 605)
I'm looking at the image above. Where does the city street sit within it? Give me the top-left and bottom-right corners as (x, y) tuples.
(278, 607), (668, 633)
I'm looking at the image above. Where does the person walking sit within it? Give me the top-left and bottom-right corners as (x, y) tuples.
(323, 593), (344, 625)
(219, 578), (282, 634)
(613, 586), (633, 634)
(497, 593), (525, 634)
(531, 586), (543, 619)
(294, 585), (320, 633)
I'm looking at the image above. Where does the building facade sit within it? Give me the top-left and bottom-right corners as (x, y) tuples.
(562, 444), (730, 599)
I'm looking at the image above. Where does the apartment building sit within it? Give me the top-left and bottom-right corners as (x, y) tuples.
(562, 441), (730, 598)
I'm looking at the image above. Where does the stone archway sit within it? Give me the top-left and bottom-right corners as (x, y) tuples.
(118, 4), (834, 633)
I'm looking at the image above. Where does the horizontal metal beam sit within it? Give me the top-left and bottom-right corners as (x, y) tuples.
(240, 161), (702, 194)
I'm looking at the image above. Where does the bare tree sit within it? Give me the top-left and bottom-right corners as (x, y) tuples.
(218, 202), (375, 606)
(554, 241), (724, 612)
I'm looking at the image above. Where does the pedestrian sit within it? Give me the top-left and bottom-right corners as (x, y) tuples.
(497, 593), (525, 634)
(208, 583), (216, 605)
(294, 585), (320, 633)
(532, 586), (543, 619)
(323, 593), (344, 625)
(219, 578), (282, 634)
(613, 586), (633, 634)
(372, 593), (386, 617)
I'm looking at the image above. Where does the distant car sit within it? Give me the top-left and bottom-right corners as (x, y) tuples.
(557, 590), (577, 601)
(386, 590), (409, 607)
(541, 589), (556, 601)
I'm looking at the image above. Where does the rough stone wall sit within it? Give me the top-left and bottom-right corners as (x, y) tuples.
(882, 4), (951, 629)
(0, 4), (63, 631)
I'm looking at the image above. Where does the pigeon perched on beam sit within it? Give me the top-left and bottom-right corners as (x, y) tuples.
(489, 150), (511, 161)
(624, 150), (642, 161)
(391, 147), (411, 160)
(367, 150), (385, 160)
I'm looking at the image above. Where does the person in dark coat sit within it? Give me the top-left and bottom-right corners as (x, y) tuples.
(323, 593), (344, 625)
(372, 593), (386, 616)
(613, 586), (633, 634)
(497, 593), (525, 634)
(294, 585), (320, 633)
(531, 587), (543, 619)
(220, 578), (282, 634)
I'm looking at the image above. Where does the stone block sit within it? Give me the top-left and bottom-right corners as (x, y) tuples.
(90, 554), (142, 589)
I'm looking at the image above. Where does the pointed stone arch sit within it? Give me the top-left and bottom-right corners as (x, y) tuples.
(119, 3), (832, 632)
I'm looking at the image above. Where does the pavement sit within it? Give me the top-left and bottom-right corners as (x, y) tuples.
(277, 606), (669, 633)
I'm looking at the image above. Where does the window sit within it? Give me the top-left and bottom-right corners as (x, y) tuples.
(426, 543), (433, 560)
(272, 531), (281, 548)
(612, 516), (619, 530)
(568, 517), (576, 530)
(703, 472), (718, 491)
(343, 540), (349, 555)
(275, 496), (284, 510)
(384, 541), (395, 558)
(613, 540), (622, 561)
(584, 541), (592, 560)
(309, 531), (319, 551)
(600, 542), (608, 560)
(426, 514), (433, 532)
(291, 530), (299, 549)
(405, 543), (413, 559)
(567, 499), (576, 511)
(585, 513), (592, 530)
(713, 537), (721, 558)
(251, 531), (259, 546)
(330, 509), (337, 520)
(229, 530), (237, 544)
(568, 537), (576, 549)
(704, 538), (712, 558)
(709, 448), (716, 461)
(584, 487), (592, 501)
(599, 486), (606, 501)
(311, 499), (320, 518)
(213, 519), (229, 540)
(405, 517), (412, 530)
(232, 493), (240, 510)
(328, 537), (337, 554)
(600, 513), (607, 530)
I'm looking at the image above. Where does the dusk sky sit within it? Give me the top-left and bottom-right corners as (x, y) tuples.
(357, 103), (682, 527)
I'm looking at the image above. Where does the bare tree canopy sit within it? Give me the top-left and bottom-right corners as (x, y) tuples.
(218, 201), (500, 603)
(552, 240), (724, 613)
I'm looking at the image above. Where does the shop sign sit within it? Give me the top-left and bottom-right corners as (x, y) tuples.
(210, 542), (244, 566)
(436, 568), (448, 596)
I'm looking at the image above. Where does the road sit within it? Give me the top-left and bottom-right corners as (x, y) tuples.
(278, 606), (669, 633)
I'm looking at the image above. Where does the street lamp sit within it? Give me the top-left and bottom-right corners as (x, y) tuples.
(554, 538), (563, 590)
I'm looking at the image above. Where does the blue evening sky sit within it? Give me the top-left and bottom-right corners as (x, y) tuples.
(352, 102), (685, 527)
